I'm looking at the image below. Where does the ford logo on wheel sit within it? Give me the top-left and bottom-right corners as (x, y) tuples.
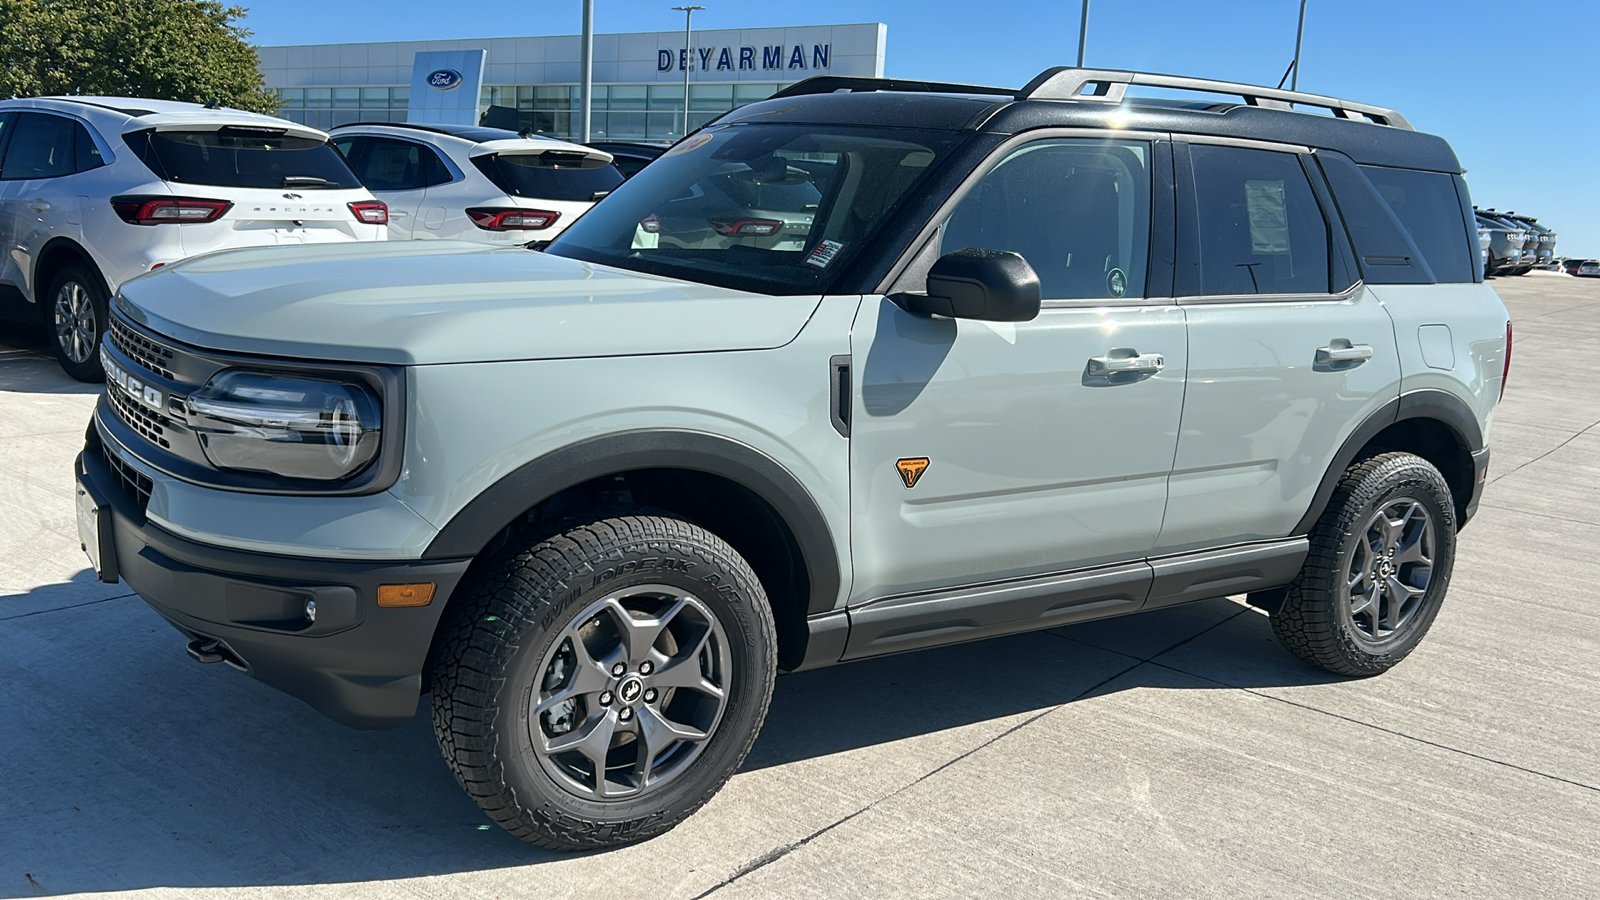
(427, 68), (463, 91)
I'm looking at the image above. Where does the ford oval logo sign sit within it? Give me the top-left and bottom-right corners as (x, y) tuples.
(427, 68), (463, 91)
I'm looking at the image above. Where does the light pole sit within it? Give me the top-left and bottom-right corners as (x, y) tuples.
(1076, 0), (1090, 68)
(1290, 0), (1308, 90)
(672, 5), (704, 137)
(579, 0), (594, 142)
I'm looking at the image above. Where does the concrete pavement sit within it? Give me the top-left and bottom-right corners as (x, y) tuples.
(1, 273), (1596, 898)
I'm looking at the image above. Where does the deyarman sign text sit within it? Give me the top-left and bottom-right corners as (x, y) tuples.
(659, 43), (831, 73)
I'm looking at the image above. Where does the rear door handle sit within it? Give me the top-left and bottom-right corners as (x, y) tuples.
(1088, 351), (1164, 376)
(26, 199), (50, 211)
(390, 209), (410, 218)
(1316, 340), (1373, 365)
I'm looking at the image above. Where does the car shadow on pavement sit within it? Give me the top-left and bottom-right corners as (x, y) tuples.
(0, 590), (1339, 896)
(0, 323), (98, 395)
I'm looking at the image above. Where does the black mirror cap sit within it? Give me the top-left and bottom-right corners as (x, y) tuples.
(896, 248), (1042, 322)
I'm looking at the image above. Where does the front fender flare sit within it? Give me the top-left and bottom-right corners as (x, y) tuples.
(421, 429), (843, 616)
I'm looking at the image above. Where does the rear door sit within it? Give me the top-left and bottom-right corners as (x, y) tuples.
(2, 113), (99, 301)
(332, 134), (443, 240)
(1156, 138), (1401, 553)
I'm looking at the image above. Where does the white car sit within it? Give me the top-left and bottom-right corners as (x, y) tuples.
(0, 97), (386, 381)
(329, 123), (619, 243)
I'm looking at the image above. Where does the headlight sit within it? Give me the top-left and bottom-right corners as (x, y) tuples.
(185, 370), (382, 480)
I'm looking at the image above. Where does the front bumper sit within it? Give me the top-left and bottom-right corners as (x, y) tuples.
(77, 445), (472, 729)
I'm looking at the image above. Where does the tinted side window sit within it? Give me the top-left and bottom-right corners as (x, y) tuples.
(2, 112), (77, 180)
(1361, 166), (1473, 283)
(941, 139), (1152, 301)
(1316, 150), (1431, 284)
(420, 145), (454, 187)
(1187, 145), (1329, 295)
(338, 136), (428, 192)
(73, 122), (105, 172)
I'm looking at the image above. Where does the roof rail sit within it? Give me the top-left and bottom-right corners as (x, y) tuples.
(772, 76), (1015, 100)
(1017, 67), (1413, 130)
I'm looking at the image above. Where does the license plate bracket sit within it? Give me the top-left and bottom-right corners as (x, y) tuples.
(76, 478), (119, 583)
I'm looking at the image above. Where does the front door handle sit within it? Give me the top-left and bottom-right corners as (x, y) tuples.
(1316, 340), (1373, 365)
(26, 199), (50, 211)
(1088, 350), (1165, 376)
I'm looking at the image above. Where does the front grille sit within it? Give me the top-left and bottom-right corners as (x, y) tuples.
(108, 316), (176, 380)
(102, 444), (152, 512)
(106, 382), (172, 449)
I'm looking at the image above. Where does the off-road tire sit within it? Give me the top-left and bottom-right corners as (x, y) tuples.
(1271, 452), (1457, 676)
(429, 508), (777, 850)
(44, 263), (109, 382)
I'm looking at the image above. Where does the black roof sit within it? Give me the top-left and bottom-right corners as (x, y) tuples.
(719, 78), (1462, 173)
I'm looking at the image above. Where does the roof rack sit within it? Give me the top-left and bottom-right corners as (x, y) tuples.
(771, 76), (1015, 100)
(1018, 67), (1412, 130)
(772, 68), (1412, 131)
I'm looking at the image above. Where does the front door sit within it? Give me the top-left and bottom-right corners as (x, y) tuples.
(848, 136), (1186, 602)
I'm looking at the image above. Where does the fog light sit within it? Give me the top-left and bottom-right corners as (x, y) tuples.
(377, 583), (436, 608)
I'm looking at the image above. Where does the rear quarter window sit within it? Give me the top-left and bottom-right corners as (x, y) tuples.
(127, 126), (362, 190)
(1361, 165), (1474, 283)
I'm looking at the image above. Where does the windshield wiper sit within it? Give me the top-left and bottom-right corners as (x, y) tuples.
(281, 175), (336, 188)
(589, 190), (613, 201)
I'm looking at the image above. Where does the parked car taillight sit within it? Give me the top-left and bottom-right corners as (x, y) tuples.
(640, 214), (661, 234)
(111, 196), (233, 225)
(467, 208), (559, 231)
(348, 200), (389, 225)
(709, 218), (784, 237)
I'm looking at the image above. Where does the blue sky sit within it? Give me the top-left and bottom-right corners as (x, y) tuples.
(247, 0), (1598, 253)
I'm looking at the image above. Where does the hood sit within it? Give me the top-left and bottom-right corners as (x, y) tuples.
(115, 242), (821, 365)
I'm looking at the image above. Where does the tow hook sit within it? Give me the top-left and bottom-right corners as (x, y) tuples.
(185, 638), (247, 672)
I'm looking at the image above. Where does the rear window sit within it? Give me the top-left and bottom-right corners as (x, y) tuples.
(472, 153), (624, 202)
(126, 126), (362, 190)
(1362, 166), (1474, 283)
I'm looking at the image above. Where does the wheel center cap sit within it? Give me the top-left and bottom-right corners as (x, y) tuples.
(617, 675), (644, 705)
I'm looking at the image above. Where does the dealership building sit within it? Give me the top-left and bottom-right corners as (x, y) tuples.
(258, 23), (886, 142)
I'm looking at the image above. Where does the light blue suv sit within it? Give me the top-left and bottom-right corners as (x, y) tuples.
(75, 68), (1511, 850)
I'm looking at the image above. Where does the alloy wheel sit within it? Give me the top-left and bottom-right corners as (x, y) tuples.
(530, 584), (731, 802)
(1342, 498), (1435, 647)
(53, 280), (97, 364)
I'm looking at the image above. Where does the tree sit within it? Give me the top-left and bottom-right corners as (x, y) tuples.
(0, 0), (278, 113)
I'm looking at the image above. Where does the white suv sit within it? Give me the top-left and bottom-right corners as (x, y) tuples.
(0, 97), (386, 381)
(330, 123), (619, 243)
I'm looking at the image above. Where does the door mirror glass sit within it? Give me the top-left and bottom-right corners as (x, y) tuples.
(895, 248), (1041, 321)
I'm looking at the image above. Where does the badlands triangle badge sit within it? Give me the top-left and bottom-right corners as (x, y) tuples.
(896, 457), (930, 489)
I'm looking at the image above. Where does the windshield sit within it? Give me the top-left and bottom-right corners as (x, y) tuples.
(127, 126), (363, 190)
(545, 124), (960, 294)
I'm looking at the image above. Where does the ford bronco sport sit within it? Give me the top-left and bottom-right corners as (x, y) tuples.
(75, 68), (1510, 850)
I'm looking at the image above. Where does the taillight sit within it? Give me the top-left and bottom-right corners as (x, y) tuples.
(348, 200), (389, 225)
(709, 218), (783, 237)
(111, 196), (232, 225)
(640, 214), (661, 234)
(467, 207), (559, 231)
(1500, 320), (1512, 401)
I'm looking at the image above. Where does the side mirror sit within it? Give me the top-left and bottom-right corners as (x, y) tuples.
(893, 249), (1041, 322)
